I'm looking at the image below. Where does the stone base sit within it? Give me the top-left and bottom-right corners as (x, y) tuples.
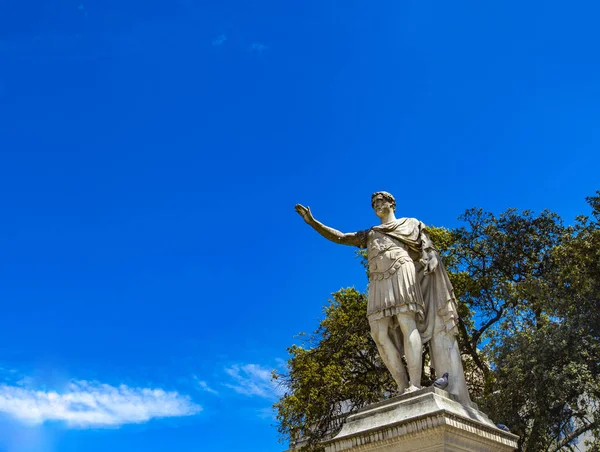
(323, 387), (518, 452)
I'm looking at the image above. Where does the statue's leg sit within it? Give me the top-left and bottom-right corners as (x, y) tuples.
(429, 330), (471, 405)
(369, 317), (408, 393)
(396, 311), (422, 392)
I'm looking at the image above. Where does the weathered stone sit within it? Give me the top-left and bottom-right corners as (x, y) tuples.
(323, 387), (518, 452)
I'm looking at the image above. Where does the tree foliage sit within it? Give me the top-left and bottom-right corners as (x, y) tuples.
(273, 288), (395, 450)
(275, 193), (600, 451)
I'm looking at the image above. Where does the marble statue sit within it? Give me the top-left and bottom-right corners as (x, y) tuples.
(295, 191), (471, 404)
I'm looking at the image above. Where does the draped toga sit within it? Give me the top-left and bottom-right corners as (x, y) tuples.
(356, 218), (459, 344)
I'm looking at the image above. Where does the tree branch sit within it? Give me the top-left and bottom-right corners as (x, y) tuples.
(547, 421), (597, 452)
(471, 306), (505, 346)
(457, 316), (490, 378)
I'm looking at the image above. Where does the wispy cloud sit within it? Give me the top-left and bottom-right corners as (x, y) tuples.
(223, 364), (282, 399)
(212, 34), (227, 46)
(250, 42), (268, 55)
(256, 406), (275, 421)
(0, 380), (200, 427)
(274, 358), (287, 370)
(77, 4), (89, 18)
(193, 376), (219, 395)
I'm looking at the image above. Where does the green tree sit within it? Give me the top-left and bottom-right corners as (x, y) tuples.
(275, 193), (600, 451)
(273, 288), (395, 450)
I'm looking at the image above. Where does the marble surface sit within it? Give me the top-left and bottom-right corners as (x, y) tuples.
(323, 387), (519, 452)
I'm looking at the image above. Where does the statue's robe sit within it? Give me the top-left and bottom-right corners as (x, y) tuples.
(358, 218), (471, 404)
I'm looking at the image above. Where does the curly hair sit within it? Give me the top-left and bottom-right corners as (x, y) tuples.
(371, 191), (396, 211)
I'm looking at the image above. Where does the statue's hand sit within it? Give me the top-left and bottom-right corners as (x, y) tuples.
(420, 254), (439, 275)
(295, 204), (315, 225)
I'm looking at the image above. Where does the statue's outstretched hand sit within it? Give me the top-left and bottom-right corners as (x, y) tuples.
(295, 204), (315, 224)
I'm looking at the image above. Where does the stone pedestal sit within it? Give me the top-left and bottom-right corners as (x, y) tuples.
(323, 387), (518, 452)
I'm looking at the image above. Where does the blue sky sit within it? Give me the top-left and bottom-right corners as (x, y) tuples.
(0, 0), (599, 451)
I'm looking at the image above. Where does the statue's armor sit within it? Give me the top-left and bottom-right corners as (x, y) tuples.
(367, 230), (412, 280)
(365, 230), (425, 321)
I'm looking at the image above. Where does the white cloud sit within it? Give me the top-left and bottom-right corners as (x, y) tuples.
(250, 42), (267, 54)
(0, 380), (200, 427)
(193, 377), (219, 396)
(223, 364), (282, 399)
(212, 34), (227, 46)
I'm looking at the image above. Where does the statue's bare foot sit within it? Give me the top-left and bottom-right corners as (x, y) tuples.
(405, 385), (421, 393)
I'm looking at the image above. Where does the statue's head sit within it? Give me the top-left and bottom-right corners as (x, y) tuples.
(371, 191), (396, 218)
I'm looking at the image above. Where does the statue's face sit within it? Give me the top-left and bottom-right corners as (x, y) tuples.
(373, 197), (394, 219)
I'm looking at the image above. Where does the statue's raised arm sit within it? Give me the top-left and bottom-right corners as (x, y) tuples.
(294, 204), (363, 247)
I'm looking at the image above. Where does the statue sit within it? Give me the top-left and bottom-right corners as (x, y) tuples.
(295, 191), (471, 404)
